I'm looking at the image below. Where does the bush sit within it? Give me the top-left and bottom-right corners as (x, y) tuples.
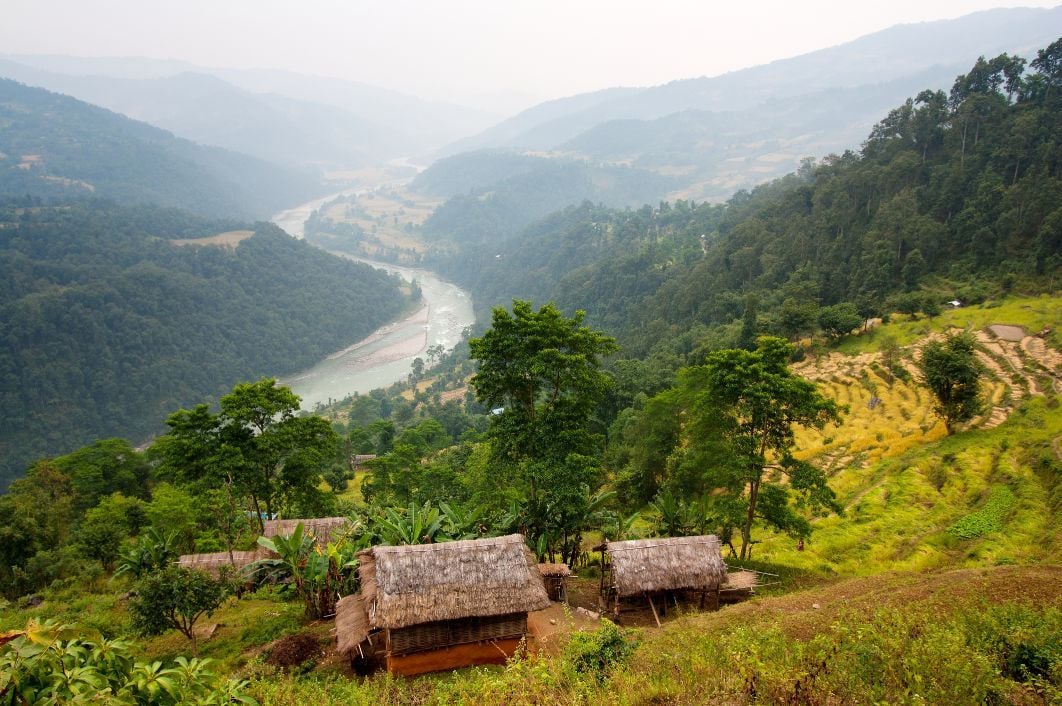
(563, 619), (640, 682)
(0, 620), (256, 705)
(129, 566), (230, 653)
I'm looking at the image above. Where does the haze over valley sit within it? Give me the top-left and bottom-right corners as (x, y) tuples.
(0, 3), (1060, 703)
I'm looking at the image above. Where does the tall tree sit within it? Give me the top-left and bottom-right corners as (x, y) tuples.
(469, 300), (617, 563)
(151, 379), (338, 532)
(917, 331), (985, 433)
(676, 337), (843, 559)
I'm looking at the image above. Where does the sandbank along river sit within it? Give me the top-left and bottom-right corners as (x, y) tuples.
(271, 192), (475, 411)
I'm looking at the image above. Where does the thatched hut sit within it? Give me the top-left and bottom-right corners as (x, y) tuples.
(261, 517), (350, 547)
(599, 535), (727, 623)
(177, 550), (261, 578)
(335, 534), (550, 676)
(537, 563), (571, 602)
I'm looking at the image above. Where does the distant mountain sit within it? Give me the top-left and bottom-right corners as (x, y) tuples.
(0, 62), (411, 168)
(1, 55), (498, 156)
(438, 87), (642, 157)
(0, 200), (412, 490)
(441, 43), (1062, 356)
(0, 78), (322, 218)
(443, 7), (1062, 199)
(410, 150), (549, 198)
(562, 68), (957, 202)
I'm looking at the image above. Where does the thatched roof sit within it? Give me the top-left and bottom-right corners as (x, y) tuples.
(605, 535), (726, 597)
(335, 594), (371, 657)
(262, 517), (350, 547)
(538, 563), (571, 578)
(355, 534), (549, 634)
(177, 550), (260, 577)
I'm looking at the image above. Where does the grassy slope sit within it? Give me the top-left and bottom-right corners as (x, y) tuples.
(247, 566), (1061, 704)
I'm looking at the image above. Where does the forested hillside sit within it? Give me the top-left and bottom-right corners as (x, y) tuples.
(412, 151), (674, 250)
(0, 200), (411, 488)
(0, 79), (323, 219)
(438, 45), (1062, 357)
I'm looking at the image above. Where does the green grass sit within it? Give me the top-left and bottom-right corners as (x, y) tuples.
(140, 593), (306, 672)
(243, 567), (1062, 705)
(755, 395), (1061, 575)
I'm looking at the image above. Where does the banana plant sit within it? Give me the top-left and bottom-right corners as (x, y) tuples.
(604, 510), (642, 541)
(650, 490), (697, 536)
(251, 523), (359, 618)
(373, 502), (444, 545)
(115, 527), (179, 579)
(439, 502), (485, 540)
(495, 499), (529, 536)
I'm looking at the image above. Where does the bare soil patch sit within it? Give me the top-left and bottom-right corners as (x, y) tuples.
(171, 230), (255, 250)
(988, 324), (1026, 342)
(265, 632), (323, 670)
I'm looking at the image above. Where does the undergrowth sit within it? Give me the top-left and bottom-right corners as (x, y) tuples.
(244, 570), (1061, 705)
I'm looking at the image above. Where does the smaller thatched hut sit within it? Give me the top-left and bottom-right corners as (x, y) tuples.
(537, 563), (571, 602)
(261, 517), (350, 548)
(599, 535), (727, 622)
(336, 534), (550, 676)
(177, 550), (261, 578)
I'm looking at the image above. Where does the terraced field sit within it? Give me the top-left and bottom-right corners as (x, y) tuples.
(753, 313), (1061, 575)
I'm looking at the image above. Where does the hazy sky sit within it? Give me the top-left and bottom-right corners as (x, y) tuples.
(2, 1), (1059, 113)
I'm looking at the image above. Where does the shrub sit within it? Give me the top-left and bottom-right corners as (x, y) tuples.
(129, 566), (230, 654)
(563, 619), (640, 682)
(0, 619), (256, 705)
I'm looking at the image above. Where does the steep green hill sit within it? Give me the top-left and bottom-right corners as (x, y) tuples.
(438, 45), (1062, 358)
(0, 199), (412, 489)
(0, 78), (323, 219)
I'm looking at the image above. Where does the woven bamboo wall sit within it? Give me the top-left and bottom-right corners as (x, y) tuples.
(388, 613), (527, 656)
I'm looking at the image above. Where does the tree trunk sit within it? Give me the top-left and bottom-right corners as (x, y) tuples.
(225, 475), (238, 565)
(740, 478), (761, 560)
(250, 494), (265, 533)
(960, 122), (967, 167)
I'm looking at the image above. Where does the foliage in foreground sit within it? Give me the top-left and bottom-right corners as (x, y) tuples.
(0, 620), (255, 705)
(243, 590), (1060, 705)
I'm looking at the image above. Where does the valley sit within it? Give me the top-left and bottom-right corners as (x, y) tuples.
(0, 10), (1060, 706)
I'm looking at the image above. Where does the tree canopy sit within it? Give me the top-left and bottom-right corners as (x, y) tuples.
(918, 331), (985, 433)
(470, 300), (618, 564)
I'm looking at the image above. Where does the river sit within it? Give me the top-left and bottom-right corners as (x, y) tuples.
(271, 192), (475, 411)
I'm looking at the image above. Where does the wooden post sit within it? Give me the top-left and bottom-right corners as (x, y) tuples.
(699, 589), (707, 610)
(647, 593), (661, 628)
(598, 547), (606, 596)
